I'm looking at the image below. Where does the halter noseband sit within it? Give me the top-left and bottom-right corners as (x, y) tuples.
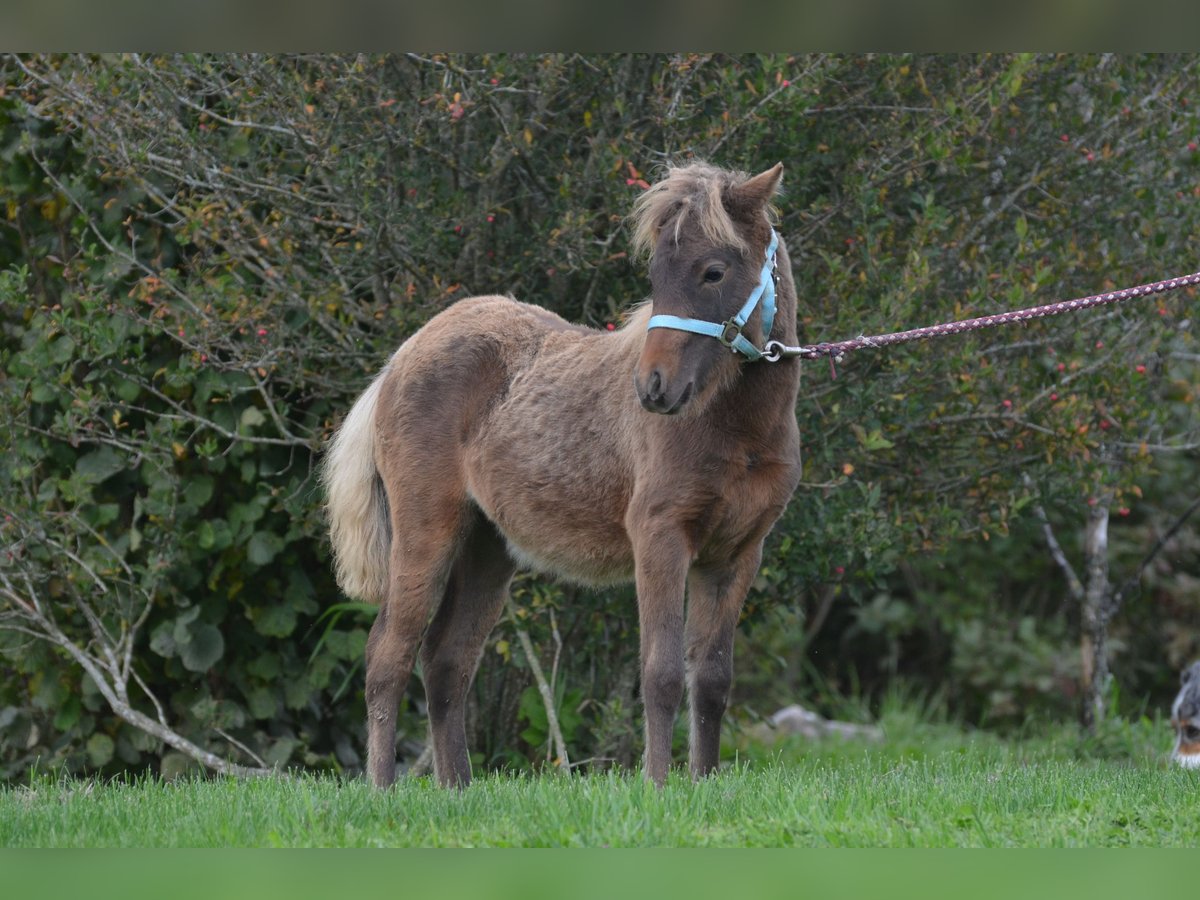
(645, 228), (779, 362)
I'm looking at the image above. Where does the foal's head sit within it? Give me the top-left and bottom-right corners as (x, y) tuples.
(630, 162), (784, 415)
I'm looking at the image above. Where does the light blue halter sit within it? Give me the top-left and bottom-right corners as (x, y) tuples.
(646, 229), (779, 362)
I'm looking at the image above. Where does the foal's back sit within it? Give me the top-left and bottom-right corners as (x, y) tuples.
(377, 295), (647, 586)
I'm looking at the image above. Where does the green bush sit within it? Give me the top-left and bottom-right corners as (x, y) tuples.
(2, 54), (1199, 779)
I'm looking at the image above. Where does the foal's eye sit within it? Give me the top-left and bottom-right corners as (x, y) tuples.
(703, 266), (725, 284)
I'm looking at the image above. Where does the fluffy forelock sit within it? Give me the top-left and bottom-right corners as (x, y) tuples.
(629, 161), (754, 261)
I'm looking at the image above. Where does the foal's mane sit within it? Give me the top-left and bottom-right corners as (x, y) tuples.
(629, 161), (758, 261)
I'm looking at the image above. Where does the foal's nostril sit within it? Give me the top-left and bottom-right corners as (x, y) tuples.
(647, 369), (662, 399)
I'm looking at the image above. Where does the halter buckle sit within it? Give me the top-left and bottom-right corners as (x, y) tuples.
(718, 320), (743, 348)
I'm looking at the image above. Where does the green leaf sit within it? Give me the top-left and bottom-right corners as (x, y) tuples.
(170, 605), (202, 649)
(517, 685), (548, 745)
(196, 518), (233, 553)
(184, 476), (215, 508)
(179, 623), (225, 672)
(265, 737), (298, 767)
(75, 446), (125, 484)
(149, 620), (177, 658)
(86, 732), (115, 767)
(48, 335), (75, 365)
(30, 382), (58, 403)
(114, 377), (140, 403)
(240, 406), (266, 429)
(283, 676), (312, 710)
(54, 696), (82, 732)
(247, 531), (284, 566)
(851, 424), (895, 451)
(160, 751), (195, 781)
(245, 685), (278, 720)
(86, 503), (120, 527)
(246, 652), (282, 680)
(252, 603), (297, 638)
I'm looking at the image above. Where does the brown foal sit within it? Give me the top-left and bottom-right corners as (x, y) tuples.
(323, 161), (802, 788)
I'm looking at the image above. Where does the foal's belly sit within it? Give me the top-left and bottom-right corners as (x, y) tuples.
(467, 473), (636, 586)
(464, 413), (637, 586)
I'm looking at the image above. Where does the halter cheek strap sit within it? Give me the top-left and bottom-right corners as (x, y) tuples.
(646, 229), (779, 362)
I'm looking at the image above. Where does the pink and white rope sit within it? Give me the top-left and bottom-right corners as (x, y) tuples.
(763, 270), (1200, 364)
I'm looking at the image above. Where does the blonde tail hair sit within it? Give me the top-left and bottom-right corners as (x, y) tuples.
(322, 373), (390, 605)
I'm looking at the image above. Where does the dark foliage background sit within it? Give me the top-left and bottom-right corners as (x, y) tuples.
(2, 54), (1198, 779)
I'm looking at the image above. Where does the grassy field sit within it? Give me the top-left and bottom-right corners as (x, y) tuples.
(2, 705), (1194, 848)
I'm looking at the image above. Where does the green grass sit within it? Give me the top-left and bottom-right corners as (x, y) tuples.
(2, 708), (1193, 847)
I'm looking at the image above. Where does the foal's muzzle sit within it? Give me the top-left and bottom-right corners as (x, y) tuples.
(636, 368), (694, 415)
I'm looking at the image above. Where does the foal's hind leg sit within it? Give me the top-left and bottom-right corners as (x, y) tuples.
(364, 493), (469, 788)
(419, 516), (515, 787)
(684, 545), (764, 778)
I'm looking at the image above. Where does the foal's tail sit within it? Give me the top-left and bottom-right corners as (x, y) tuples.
(322, 373), (391, 605)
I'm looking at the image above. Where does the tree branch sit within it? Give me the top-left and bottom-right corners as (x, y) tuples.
(1024, 475), (1085, 602)
(1109, 493), (1200, 614)
(0, 576), (275, 779)
(506, 602), (571, 772)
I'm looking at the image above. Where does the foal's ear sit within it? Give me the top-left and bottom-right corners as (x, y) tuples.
(731, 163), (784, 210)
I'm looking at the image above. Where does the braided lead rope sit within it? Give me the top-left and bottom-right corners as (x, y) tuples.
(762, 270), (1200, 366)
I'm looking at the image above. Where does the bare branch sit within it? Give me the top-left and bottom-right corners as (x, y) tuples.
(1110, 493), (1200, 614)
(1023, 474), (1085, 602)
(0, 573), (275, 779)
(506, 603), (571, 772)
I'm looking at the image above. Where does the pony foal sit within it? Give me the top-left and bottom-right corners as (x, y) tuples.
(323, 162), (802, 788)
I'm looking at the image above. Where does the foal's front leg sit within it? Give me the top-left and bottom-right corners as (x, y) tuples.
(685, 545), (763, 778)
(632, 524), (690, 787)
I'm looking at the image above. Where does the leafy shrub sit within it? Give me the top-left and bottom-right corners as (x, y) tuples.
(2, 54), (1199, 778)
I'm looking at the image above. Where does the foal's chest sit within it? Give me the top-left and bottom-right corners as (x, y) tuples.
(679, 443), (801, 561)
